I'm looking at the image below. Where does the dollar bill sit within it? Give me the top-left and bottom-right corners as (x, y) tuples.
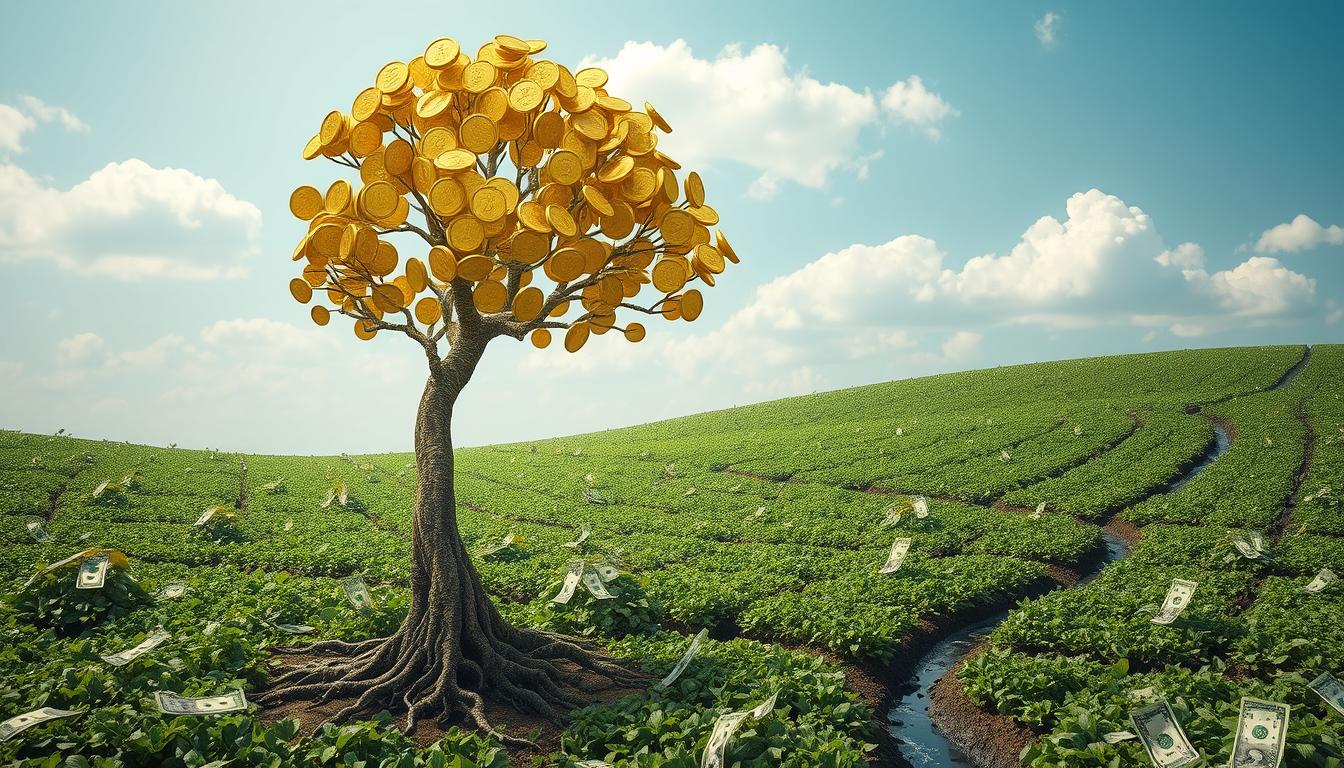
(1031, 502), (1046, 520)
(193, 507), (218, 527)
(562, 526), (591, 548)
(912, 495), (929, 518)
(1228, 696), (1288, 768)
(1001, 450), (1012, 462)
(73, 532), (92, 545)
(154, 689), (248, 716)
(880, 538), (913, 574)
(101, 629), (171, 667)
(26, 519), (50, 543)
(583, 488), (609, 505)
(479, 532), (521, 557)
(1248, 531), (1267, 554)
(1130, 686), (1161, 704)
(595, 563), (620, 582)
(341, 575), (375, 610)
(158, 583), (186, 599)
(1130, 699), (1201, 767)
(0, 706), (83, 742)
(1151, 578), (1197, 625)
(575, 761), (614, 768)
(701, 691), (779, 768)
(581, 569), (614, 600)
(283, 519), (294, 532)
(552, 561), (584, 604)
(655, 629), (708, 690)
(24, 548), (92, 587)
(1103, 730), (1137, 743)
(1232, 538), (1260, 559)
(76, 553), (109, 590)
(883, 506), (902, 526)
(1304, 567), (1337, 593)
(1308, 672), (1344, 716)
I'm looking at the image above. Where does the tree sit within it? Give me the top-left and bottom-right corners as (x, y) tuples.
(259, 34), (740, 741)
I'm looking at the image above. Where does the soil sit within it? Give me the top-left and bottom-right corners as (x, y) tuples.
(928, 643), (1038, 768)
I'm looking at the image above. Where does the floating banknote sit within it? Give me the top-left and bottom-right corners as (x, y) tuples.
(581, 569), (614, 600)
(1228, 697), (1288, 768)
(0, 706), (83, 742)
(583, 488), (609, 505)
(76, 553), (109, 590)
(683, 487), (698, 497)
(1103, 730), (1137, 743)
(1232, 538), (1260, 559)
(1304, 568), (1337, 593)
(562, 527), (591, 548)
(154, 689), (247, 716)
(1001, 450), (1012, 462)
(1248, 531), (1267, 554)
(341, 575), (375, 610)
(101, 629), (171, 667)
(595, 563), (620, 582)
(912, 496), (929, 519)
(158, 583), (186, 600)
(880, 538), (913, 574)
(1031, 502), (1045, 520)
(193, 506), (220, 527)
(72, 532), (92, 545)
(884, 506), (902, 526)
(552, 561), (584, 604)
(1131, 699), (1200, 767)
(479, 532), (522, 557)
(1308, 672), (1344, 716)
(26, 519), (50, 543)
(702, 691), (778, 768)
(1151, 578), (1197, 625)
(655, 629), (708, 690)
(269, 620), (316, 635)
(283, 519), (294, 532)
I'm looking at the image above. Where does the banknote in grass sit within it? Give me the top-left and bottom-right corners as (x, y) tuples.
(702, 690), (779, 768)
(155, 689), (248, 716)
(1151, 578), (1197, 625)
(880, 538), (912, 574)
(26, 518), (50, 543)
(102, 629), (171, 666)
(341, 575), (376, 610)
(0, 706), (83, 742)
(1304, 567), (1336, 593)
(655, 628), (708, 690)
(76, 553), (109, 589)
(1228, 696), (1288, 768)
(1130, 699), (1200, 767)
(1308, 672), (1344, 716)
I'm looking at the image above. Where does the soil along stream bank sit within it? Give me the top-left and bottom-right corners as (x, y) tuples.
(887, 419), (1236, 767)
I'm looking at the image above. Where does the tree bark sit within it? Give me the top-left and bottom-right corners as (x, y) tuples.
(260, 342), (640, 740)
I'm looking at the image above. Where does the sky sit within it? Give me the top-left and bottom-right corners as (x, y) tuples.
(0, 1), (1341, 454)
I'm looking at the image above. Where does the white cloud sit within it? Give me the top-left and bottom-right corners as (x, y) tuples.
(17, 96), (87, 133)
(881, 76), (959, 139)
(1252, 214), (1344, 254)
(0, 104), (35, 154)
(1155, 242), (1206, 270)
(1188, 256), (1316, 316)
(585, 40), (954, 198)
(0, 96), (86, 154)
(941, 330), (982, 360)
(0, 158), (261, 280)
(57, 332), (104, 362)
(1035, 12), (1061, 46)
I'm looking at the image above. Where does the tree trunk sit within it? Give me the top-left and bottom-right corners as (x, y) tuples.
(260, 350), (640, 740)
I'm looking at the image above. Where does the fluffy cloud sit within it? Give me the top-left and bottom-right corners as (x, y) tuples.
(1188, 256), (1317, 316)
(584, 40), (955, 198)
(1035, 12), (1061, 46)
(1253, 214), (1344, 254)
(0, 104), (34, 154)
(0, 96), (86, 154)
(57, 332), (104, 362)
(0, 158), (261, 280)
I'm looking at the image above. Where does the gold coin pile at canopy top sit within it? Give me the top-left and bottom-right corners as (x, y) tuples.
(286, 34), (739, 352)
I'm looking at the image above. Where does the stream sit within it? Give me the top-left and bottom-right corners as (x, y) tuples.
(885, 419), (1235, 767)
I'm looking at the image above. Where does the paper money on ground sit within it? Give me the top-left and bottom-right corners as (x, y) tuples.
(880, 538), (912, 574)
(0, 706), (83, 742)
(76, 553), (109, 589)
(341, 575), (376, 610)
(1304, 567), (1337, 593)
(1308, 672), (1344, 716)
(1130, 699), (1200, 767)
(26, 519), (50, 543)
(1151, 578), (1197, 625)
(1228, 696), (1288, 768)
(154, 689), (248, 716)
(552, 560), (584, 604)
(700, 691), (778, 768)
(1102, 730), (1137, 743)
(595, 563), (620, 582)
(101, 629), (171, 667)
(581, 568), (614, 599)
(1232, 538), (1260, 559)
(655, 628), (708, 690)
(562, 526), (591, 548)
(912, 495), (929, 518)
(158, 583), (186, 599)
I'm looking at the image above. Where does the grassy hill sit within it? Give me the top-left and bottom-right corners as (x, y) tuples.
(2, 344), (1341, 767)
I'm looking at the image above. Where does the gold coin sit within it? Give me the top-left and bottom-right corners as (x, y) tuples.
(530, 328), (551, 348)
(546, 150), (583, 185)
(310, 305), (330, 326)
(448, 217), (485, 252)
(599, 201), (635, 240)
(571, 109), (608, 141)
(372, 283), (405, 313)
(685, 171), (705, 207)
(472, 279), (508, 312)
(428, 178), (466, 217)
(470, 186), (508, 222)
(545, 205), (576, 237)
(581, 185), (615, 216)
(459, 114), (498, 154)
(354, 320), (378, 340)
(419, 126), (457, 159)
(384, 139), (414, 175)
(511, 285), (544, 321)
(435, 148), (477, 172)
(680, 288), (703, 321)
(659, 208), (694, 246)
(487, 177), (520, 212)
(461, 60), (497, 93)
(652, 257), (689, 293)
(596, 95), (631, 112)
(517, 201), (551, 233)
(409, 56), (434, 90)
(597, 155), (634, 184)
(370, 240), (399, 276)
(352, 88), (381, 121)
(497, 109), (527, 141)
(622, 167), (657, 203)
(376, 62), (410, 95)
(475, 87), (509, 122)
(360, 180), (400, 220)
(524, 59), (560, 90)
(416, 89), (454, 120)
(428, 245), (457, 281)
(405, 257), (428, 292)
(508, 230), (549, 264)
(575, 67), (608, 89)
(494, 34), (531, 55)
(289, 277), (314, 304)
(424, 37), (461, 69)
(564, 322), (590, 352)
(302, 133), (323, 160)
(689, 203), (719, 225)
(573, 237), (607, 273)
(657, 167), (679, 203)
(324, 180), (353, 214)
(348, 121), (384, 157)
(289, 186), (323, 220)
(625, 126), (657, 156)
(645, 102), (672, 133)
(319, 110), (347, 146)
(715, 230), (739, 263)
(544, 247), (585, 282)
(415, 295), (443, 324)
(504, 87), (538, 119)
(624, 322), (646, 342)
(455, 254), (492, 282)
(694, 243), (726, 274)
(533, 111), (565, 148)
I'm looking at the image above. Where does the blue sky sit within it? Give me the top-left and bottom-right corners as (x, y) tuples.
(1, 1), (1340, 454)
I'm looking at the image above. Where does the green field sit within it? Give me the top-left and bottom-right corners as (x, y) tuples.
(3, 344), (1342, 767)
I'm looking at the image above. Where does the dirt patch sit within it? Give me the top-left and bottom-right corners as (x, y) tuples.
(1104, 517), (1142, 548)
(929, 643), (1039, 768)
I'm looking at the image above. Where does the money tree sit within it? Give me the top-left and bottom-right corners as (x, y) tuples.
(261, 34), (739, 738)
